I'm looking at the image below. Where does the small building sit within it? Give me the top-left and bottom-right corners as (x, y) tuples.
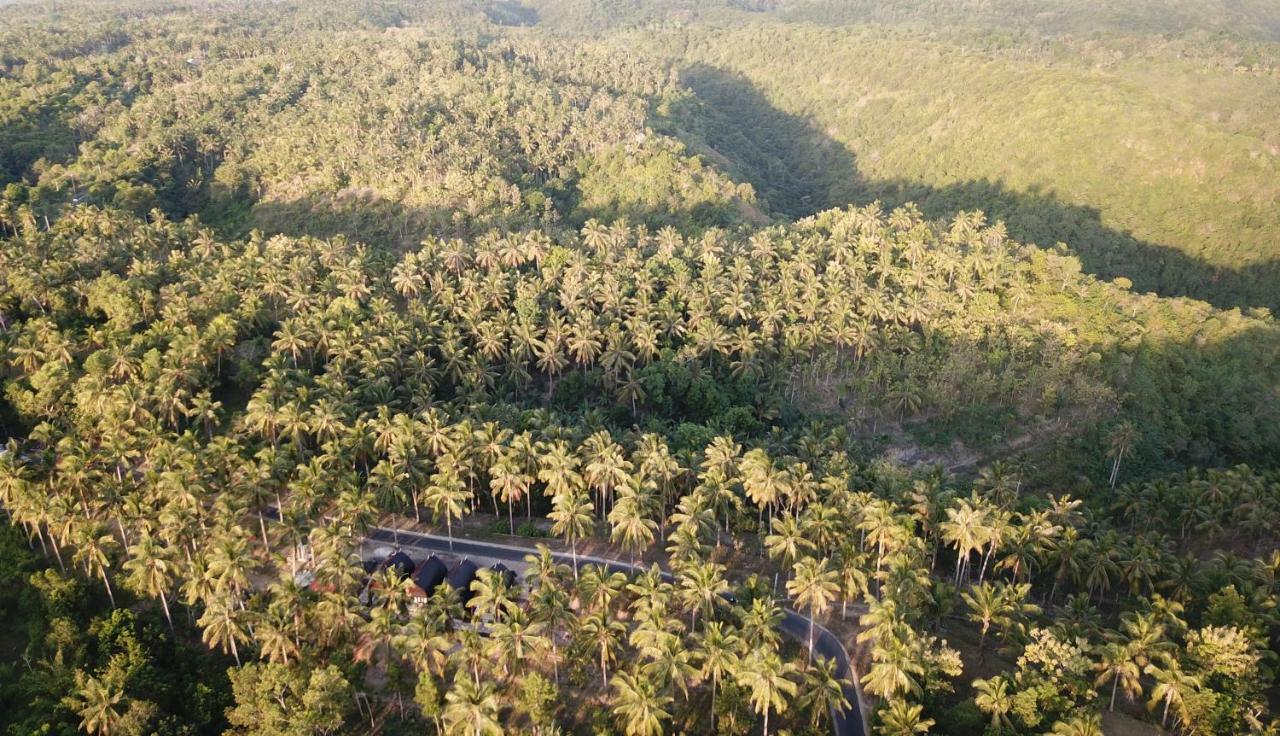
(379, 549), (415, 580)
(446, 559), (479, 606)
(490, 563), (517, 589)
(360, 549), (417, 606)
(411, 555), (449, 604)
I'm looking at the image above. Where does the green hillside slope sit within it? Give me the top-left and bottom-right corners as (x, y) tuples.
(644, 25), (1280, 309)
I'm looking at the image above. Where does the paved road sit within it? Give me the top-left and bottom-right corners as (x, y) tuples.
(366, 525), (865, 736)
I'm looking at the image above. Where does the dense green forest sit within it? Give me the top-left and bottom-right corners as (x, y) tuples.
(1, 1), (1278, 735)
(516, 0), (1280, 40)
(646, 25), (1280, 310)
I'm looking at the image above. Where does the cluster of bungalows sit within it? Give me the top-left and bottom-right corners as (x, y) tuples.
(359, 549), (517, 613)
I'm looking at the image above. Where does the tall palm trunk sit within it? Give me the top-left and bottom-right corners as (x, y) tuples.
(258, 515), (271, 555)
(808, 615), (815, 665)
(101, 570), (116, 608)
(570, 538), (578, 581)
(116, 515), (130, 548)
(159, 593), (174, 634)
(710, 676), (721, 731)
(978, 546), (993, 584)
(48, 535), (66, 571)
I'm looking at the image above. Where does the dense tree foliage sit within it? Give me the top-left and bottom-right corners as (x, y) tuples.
(1, 1), (1278, 735)
(0, 525), (232, 736)
(646, 25), (1280, 310)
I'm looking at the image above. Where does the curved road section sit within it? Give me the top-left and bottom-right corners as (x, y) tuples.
(366, 526), (865, 736)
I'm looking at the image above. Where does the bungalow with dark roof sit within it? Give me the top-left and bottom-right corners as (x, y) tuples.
(360, 549), (418, 605)
(379, 549), (415, 579)
(446, 559), (479, 606)
(410, 555), (449, 605)
(490, 562), (517, 589)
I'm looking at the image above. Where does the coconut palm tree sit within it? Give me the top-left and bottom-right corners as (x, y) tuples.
(255, 608), (300, 665)
(876, 699), (934, 735)
(536, 440), (582, 499)
(611, 670), (673, 736)
(579, 610), (626, 688)
(666, 491), (715, 564)
(1114, 610), (1174, 671)
(736, 648), (798, 736)
(972, 675), (1014, 730)
(862, 633), (924, 701)
(787, 557), (840, 664)
(395, 613), (453, 679)
(548, 488), (594, 579)
(488, 609), (549, 677)
(1083, 534), (1123, 603)
(1144, 658), (1200, 730)
(207, 532), (253, 607)
(527, 583), (572, 684)
(578, 564), (628, 616)
(640, 634), (698, 702)
(940, 497), (987, 585)
(697, 620), (741, 732)
(73, 523), (119, 608)
(123, 532), (176, 632)
(1048, 713), (1103, 736)
(442, 678), (503, 736)
(198, 595), (248, 665)
(962, 581), (1036, 660)
(741, 448), (788, 531)
(765, 513), (814, 589)
(489, 454), (531, 535)
(523, 545), (570, 590)
(797, 655), (850, 731)
(677, 560), (729, 632)
(63, 672), (124, 736)
(467, 569), (515, 623)
(836, 544), (871, 619)
(422, 467), (470, 552)
(609, 486), (657, 565)
(1095, 641), (1143, 711)
(741, 596), (784, 650)
(1106, 421), (1139, 489)
(583, 433), (632, 517)
(857, 499), (906, 586)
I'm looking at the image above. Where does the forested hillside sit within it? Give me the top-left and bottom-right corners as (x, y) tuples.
(756, 0), (1280, 40)
(1, 2), (1278, 736)
(645, 26), (1280, 310)
(521, 0), (1280, 40)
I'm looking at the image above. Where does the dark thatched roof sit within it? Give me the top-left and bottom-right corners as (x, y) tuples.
(414, 555), (448, 594)
(447, 559), (479, 603)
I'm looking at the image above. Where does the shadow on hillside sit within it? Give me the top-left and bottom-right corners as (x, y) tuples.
(675, 63), (1280, 312)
